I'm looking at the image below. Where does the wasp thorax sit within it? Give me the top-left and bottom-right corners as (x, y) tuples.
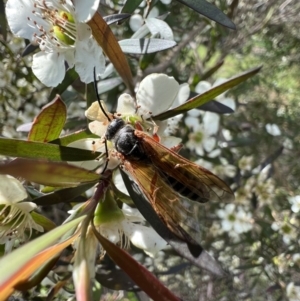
(105, 119), (146, 160)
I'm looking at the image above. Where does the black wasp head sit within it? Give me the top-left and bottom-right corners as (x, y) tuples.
(105, 118), (125, 141)
(105, 118), (146, 161)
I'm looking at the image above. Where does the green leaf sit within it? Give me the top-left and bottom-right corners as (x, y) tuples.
(0, 159), (100, 187)
(176, 0), (236, 29)
(50, 129), (98, 146)
(48, 67), (79, 101)
(31, 212), (56, 232)
(0, 0), (7, 40)
(103, 13), (131, 25)
(33, 182), (95, 205)
(0, 216), (84, 300)
(119, 38), (176, 54)
(154, 66), (262, 120)
(120, 0), (143, 14)
(0, 138), (100, 161)
(28, 95), (66, 142)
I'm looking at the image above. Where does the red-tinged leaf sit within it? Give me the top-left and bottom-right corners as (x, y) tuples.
(0, 137), (100, 161)
(73, 237), (93, 301)
(0, 217), (84, 300)
(0, 159), (100, 187)
(28, 95), (67, 142)
(87, 12), (134, 94)
(92, 229), (181, 301)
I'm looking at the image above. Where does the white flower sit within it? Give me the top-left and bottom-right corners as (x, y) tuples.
(238, 156), (253, 172)
(289, 195), (300, 213)
(184, 79), (232, 156)
(286, 282), (300, 301)
(70, 199), (167, 258)
(265, 123), (281, 136)
(70, 73), (188, 170)
(185, 111), (220, 156)
(217, 204), (253, 237)
(271, 220), (296, 245)
(6, 0), (104, 87)
(0, 175), (43, 252)
(97, 204), (167, 257)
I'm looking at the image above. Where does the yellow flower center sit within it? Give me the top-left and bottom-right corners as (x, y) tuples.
(53, 11), (76, 45)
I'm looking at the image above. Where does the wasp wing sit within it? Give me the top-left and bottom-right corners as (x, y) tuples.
(121, 159), (205, 245)
(120, 168), (226, 276)
(135, 130), (234, 203)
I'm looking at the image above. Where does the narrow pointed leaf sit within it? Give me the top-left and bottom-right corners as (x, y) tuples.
(50, 129), (98, 146)
(33, 183), (94, 206)
(93, 230), (180, 301)
(121, 0), (143, 14)
(103, 13), (131, 25)
(0, 216), (84, 300)
(201, 60), (224, 80)
(22, 43), (39, 57)
(0, 159), (100, 187)
(176, 0), (236, 29)
(119, 38), (176, 54)
(28, 95), (66, 142)
(73, 234), (93, 301)
(0, 138), (100, 161)
(31, 212), (56, 231)
(154, 66), (262, 120)
(88, 12), (134, 94)
(0, 0), (7, 40)
(197, 99), (233, 114)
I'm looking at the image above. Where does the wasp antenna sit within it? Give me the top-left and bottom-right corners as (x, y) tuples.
(93, 67), (111, 122)
(101, 137), (109, 174)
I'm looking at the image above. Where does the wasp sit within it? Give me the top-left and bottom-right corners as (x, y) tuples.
(103, 115), (234, 246)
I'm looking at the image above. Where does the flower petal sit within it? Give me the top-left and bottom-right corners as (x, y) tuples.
(128, 224), (167, 257)
(32, 52), (65, 87)
(195, 81), (211, 94)
(0, 175), (27, 204)
(136, 74), (179, 117)
(6, 0), (49, 40)
(203, 112), (220, 135)
(85, 101), (111, 122)
(129, 14), (143, 32)
(88, 120), (108, 136)
(218, 97), (236, 111)
(116, 94), (136, 115)
(17, 202), (37, 212)
(75, 36), (106, 83)
(171, 83), (190, 108)
(145, 18), (174, 40)
(73, 0), (100, 22)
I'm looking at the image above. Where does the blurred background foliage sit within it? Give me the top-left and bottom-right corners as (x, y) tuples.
(1, 0), (300, 300)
